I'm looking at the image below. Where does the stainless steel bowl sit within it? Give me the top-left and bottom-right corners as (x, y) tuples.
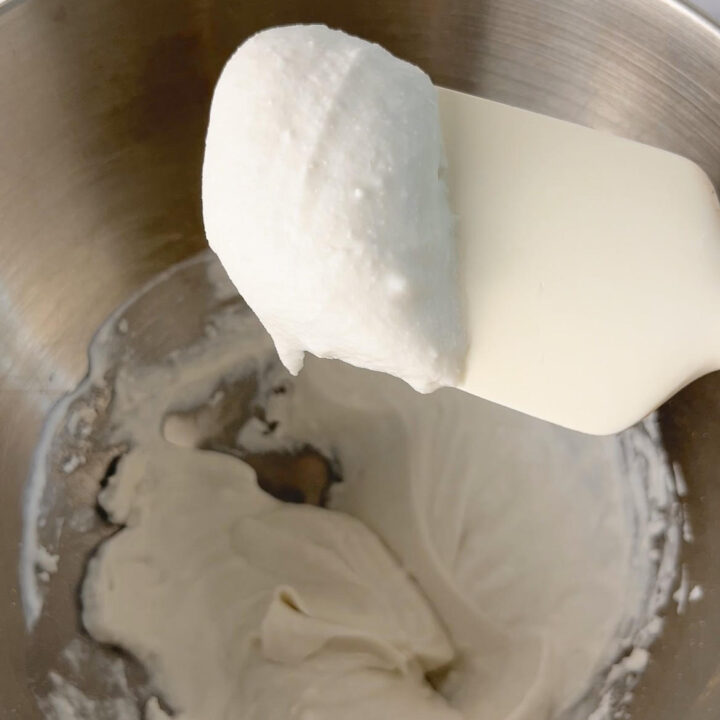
(1, 1), (719, 718)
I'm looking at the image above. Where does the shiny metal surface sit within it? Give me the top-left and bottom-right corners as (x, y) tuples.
(0, 0), (718, 718)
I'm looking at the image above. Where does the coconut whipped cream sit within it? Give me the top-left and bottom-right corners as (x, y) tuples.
(203, 25), (465, 393)
(84, 445), (462, 720)
(21, 255), (682, 720)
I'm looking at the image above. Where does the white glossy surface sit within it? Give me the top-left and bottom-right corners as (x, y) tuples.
(442, 88), (720, 433)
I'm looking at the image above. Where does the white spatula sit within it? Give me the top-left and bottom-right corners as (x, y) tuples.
(438, 87), (720, 435)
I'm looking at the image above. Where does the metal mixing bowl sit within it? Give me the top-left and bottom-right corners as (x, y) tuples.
(1, 1), (719, 718)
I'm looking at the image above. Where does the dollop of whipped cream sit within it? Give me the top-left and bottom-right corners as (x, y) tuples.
(202, 24), (466, 393)
(83, 446), (462, 720)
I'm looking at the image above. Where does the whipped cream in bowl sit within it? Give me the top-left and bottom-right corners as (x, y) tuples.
(22, 253), (684, 720)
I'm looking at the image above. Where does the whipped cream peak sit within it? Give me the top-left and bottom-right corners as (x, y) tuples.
(203, 25), (466, 393)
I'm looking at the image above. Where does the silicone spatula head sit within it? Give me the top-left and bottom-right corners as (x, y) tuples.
(439, 87), (720, 434)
